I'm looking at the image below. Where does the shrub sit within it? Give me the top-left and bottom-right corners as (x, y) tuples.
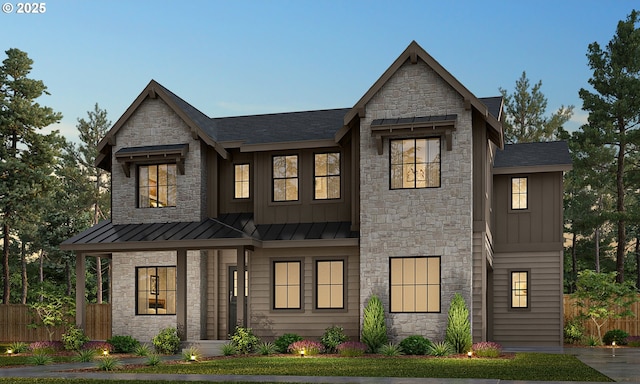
(8, 342), (29, 354)
(61, 325), (89, 351)
(378, 343), (404, 356)
(107, 335), (141, 353)
(96, 355), (120, 371)
(221, 343), (237, 356)
(257, 341), (277, 355)
(445, 293), (472, 354)
(74, 349), (97, 362)
(321, 325), (348, 353)
(288, 340), (324, 356)
(336, 341), (367, 357)
(472, 341), (502, 358)
(586, 335), (601, 346)
(134, 344), (151, 356)
(603, 329), (629, 345)
(230, 326), (259, 354)
(274, 333), (303, 353)
(428, 341), (454, 357)
(82, 341), (114, 353)
(29, 341), (63, 353)
(152, 327), (181, 355)
(626, 336), (640, 347)
(27, 351), (53, 365)
(399, 335), (431, 355)
(146, 353), (162, 366)
(564, 319), (585, 344)
(361, 295), (387, 353)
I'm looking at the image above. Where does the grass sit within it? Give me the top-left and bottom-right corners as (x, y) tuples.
(0, 355), (75, 367)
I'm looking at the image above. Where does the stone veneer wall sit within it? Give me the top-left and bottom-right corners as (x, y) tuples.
(359, 60), (473, 341)
(111, 98), (205, 225)
(111, 250), (205, 342)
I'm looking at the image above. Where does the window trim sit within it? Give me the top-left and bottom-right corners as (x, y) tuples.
(137, 163), (178, 208)
(313, 152), (342, 201)
(135, 265), (177, 316)
(389, 256), (441, 313)
(272, 154), (299, 202)
(389, 137), (441, 190)
(510, 176), (529, 211)
(313, 258), (347, 312)
(233, 163), (251, 200)
(509, 269), (530, 310)
(115, 144), (188, 177)
(272, 260), (304, 312)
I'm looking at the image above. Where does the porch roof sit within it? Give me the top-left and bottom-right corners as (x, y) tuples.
(60, 213), (358, 253)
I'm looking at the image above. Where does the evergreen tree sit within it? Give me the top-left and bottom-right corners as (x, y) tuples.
(361, 294), (387, 353)
(577, 10), (640, 283)
(445, 293), (472, 353)
(499, 71), (573, 143)
(0, 48), (62, 303)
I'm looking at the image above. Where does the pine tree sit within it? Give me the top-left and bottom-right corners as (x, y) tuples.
(361, 294), (387, 353)
(445, 293), (472, 353)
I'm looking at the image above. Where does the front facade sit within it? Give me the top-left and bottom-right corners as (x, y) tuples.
(62, 41), (571, 346)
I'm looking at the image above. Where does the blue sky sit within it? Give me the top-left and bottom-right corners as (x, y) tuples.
(1, 0), (637, 143)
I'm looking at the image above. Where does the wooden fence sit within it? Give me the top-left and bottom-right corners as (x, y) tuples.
(564, 294), (640, 337)
(0, 304), (111, 342)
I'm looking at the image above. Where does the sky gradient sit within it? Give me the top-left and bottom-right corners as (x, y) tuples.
(1, 0), (637, 142)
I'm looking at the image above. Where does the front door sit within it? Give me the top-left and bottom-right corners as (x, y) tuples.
(228, 266), (247, 332)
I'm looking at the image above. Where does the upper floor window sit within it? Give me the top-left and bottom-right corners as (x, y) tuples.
(314, 152), (341, 200)
(138, 164), (177, 208)
(274, 261), (301, 309)
(136, 266), (176, 315)
(511, 271), (529, 309)
(273, 155), (298, 201)
(234, 164), (250, 199)
(390, 138), (440, 189)
(511, 177), (528, 210)
(390, 256), (440, 313)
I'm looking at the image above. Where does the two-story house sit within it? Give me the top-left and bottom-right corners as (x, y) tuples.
(62, 41), (572, 347)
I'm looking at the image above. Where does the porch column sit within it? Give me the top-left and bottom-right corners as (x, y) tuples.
(177, 249), (187, 340)
(75, 252), (86, 330)
(236, 246), (246, 327)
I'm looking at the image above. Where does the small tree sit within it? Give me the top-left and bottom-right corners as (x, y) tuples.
(572, 270), (637, 343)
(361, 294), (387, 353)
(445, 293), (472, 353)
(28, 289), (75, 341)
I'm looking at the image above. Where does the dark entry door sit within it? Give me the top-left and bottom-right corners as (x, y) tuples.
(228, 266), (247, 332)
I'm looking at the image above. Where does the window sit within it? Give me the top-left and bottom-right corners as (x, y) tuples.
(511, 271), (529, 308)
(274, 261), (301, 309)
(138, 164), (177, 207)
(390, 138), (440, 189)
(511, 177), (528, 210)
(234, 164), (250, 199)
(314, 152), (341, 200)
(390, 257), (440, 313)
(136, 266), (176, 315)
(316, 260), (344, 309)
(273, 155), (298, 201)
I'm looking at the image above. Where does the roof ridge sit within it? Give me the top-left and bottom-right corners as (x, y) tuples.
(211, 107), (350, 120)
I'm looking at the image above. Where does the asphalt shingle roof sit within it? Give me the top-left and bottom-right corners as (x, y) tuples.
(494, 141), (572, 168)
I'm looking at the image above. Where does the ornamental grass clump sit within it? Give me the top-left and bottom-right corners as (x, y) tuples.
(378, 342), (404, 356)
(336, 341), (367, 357)
(288, 340), (323, 356)
(472, 341), (502, 358)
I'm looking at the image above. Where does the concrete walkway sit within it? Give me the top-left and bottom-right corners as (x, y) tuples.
(0, 347), (638, 383)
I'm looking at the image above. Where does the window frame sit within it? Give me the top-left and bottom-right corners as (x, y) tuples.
(137, 163), (177, 208)
(135, 266), (177, 316)
(389, 137), (441, 190)
(272, 260), (303, 311)
(272, 154), (299, 202)
(389, 256), (441, 313)
(510, 270), (530, 310)
(510, 176), (528, 211)
(233, 163), (251, 200)
(313, 152), (341, 200)
(313, 259), (346, 311)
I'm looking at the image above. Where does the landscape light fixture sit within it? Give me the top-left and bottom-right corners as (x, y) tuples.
(6, 349), (12, 356)
(467, 351), (472, 359)
(300, 349), (305, 358)
(103, 349), (109, 356)
(612, 340), (616, 357)
(190, 354), (197, 361)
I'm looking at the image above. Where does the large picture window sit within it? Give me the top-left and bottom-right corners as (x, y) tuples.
(511, 271), (529, 309)
(274, 261), (301, 309)
(138, 164), (177, 207)
(511, 177), (528, 210)
(273, 155), (298, 201)
(316, 260), (344, 309)
(390, 256), (440, 313)
(136, 266), (176, 315)
(390, 138), (440, 189)
(314, 152), (341, 200)
(234, 164), (250, 199)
